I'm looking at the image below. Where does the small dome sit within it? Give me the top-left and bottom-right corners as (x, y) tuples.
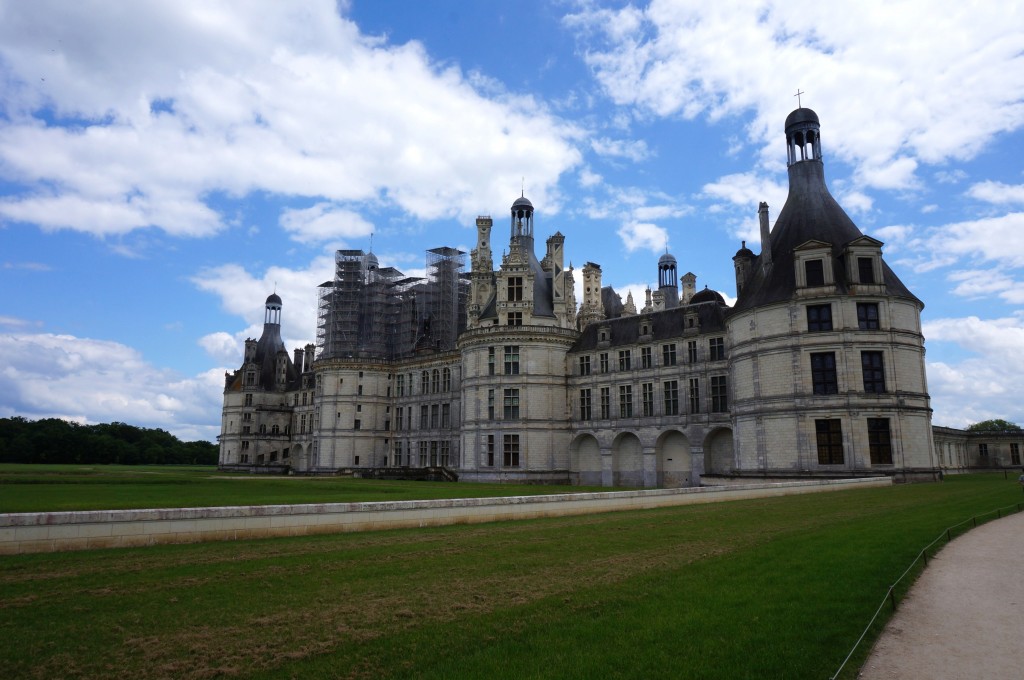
(690, 286), (726, 305)
(785, 107), (820, 132)
(512, 196), (534, 209)
(658, 252), (677, 266)
(363, 251), (379, 269)
(266, 293), (282, 306)
(735, 241), (755, 258)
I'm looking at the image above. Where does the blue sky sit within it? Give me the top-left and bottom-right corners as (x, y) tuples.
(2, 0), (1023, 441)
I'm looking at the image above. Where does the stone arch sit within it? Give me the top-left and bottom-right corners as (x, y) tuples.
(612, 431), (643, 487)
(570, 434), (601, 487)
(656, 430), (691, 487)
(704, 427), (735, 475)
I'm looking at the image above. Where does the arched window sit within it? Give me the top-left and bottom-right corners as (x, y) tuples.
(271, 424), (280, 435)
(432, 369), (440, 393)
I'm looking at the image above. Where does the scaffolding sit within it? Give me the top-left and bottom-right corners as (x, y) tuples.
(315, 247), (467, 361)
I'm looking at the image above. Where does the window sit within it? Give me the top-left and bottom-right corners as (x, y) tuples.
(302, 392), (308, 406)
(432, 369), (440, 393)
(618, 350), (631, 371)
(710, 376), (728, 412)
(293, 394), (299, 406)
(245, 372), (255, 386)
(811, 352), (838, 395)
(579, 355), (591, 376)
(979, 443), (989, 457)
(488, 389), (495, 420)
(862, 352), (886, 393)
(507, 311), (523, 326)
(420, 405), (429, 429)
(1011, 443), (1021, 466)
(397, 374), (405, 396)
(396, 408), (404, 430)
(271, 424), (280, 435)
(443, 367), (452, 392)
(244, 393), (253, 406)
(508, 276), (523, 301)
(815, 419), (844, 464)
(689, 378), (700, 414)
(663, 344), (677, 366)
(642, 383), (654, 417)
(487, 435), (495, 466)
(868, 418), (893, 465)
(243, 412), (252, 422)
(503, 389), (520, 420)
(430, 404), (439, 428)
(503, 434), (520, 467)
(807, 304), (833, 332)
(600, 387), (611, 419)
(394, 441), (403, 466)
(442, 403), (451, 428)
(242, 425), (251, 435)
(641, 347), (653, 369)
(300, 414), (306, 433)
(421, 371), (429, 393)
(241, 441), (250, 451)
(664, 380), (679, 416)
(580, 388), (592, 420)
(687, 341), (698, 363)
(599, 352), (609, 373)
(439, 441), (451, 467)
(857, 303), (880, 330)
(488, 347), (496, 375)
(354, 419), (361, 430)
(419, 441), (428, 466)
(504, 346), (520, 375)
(858, 257), (875, 284)
(430, 441), (438, 466)
(709, 337), (725, 361)
(619, 385), (633, 418)
(805, 259), (825, 287)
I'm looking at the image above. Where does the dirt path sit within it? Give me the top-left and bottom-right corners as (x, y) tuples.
(858, 510), (1024, 679)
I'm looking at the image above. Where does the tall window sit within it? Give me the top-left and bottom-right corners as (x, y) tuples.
(687, 340), (698, 363)
(420, 405), (428, 429)
(442, 368), (451, 392)
(430, 405), (439, 429)
(807, 304), (833, 332)
(441, 403), (451, 428)
(811, 352), (838, 395)
(858, 257), (875, 284)
(396, 408), (404, 430)
(979, 443), (989, 457)
(580, 388), (592, 420)
(431, 369), (440, 393)
(504, 346), (520, 375)
(503, 389), (520, 420)
(663, 380), (679, 416)
(508, 276), (523, 301)
(488, 346), (495, 375)
(1011, 443), (1021, 466)
(861, 351), (886, 393)
(600, 387), (611, 419)
(710, 376), (728, 412)
(439, 441), (451, 467)
(805, 259), (825, 286)
(815, 419), (844, 464)
(642, 382), (654, 417)
(486, 435), (495, 466)
(507, 312), (523, 326)
(503, 434), (520, 467)
(867, 418), (893, 465)
(419, 441), (428, 466)
(641, 346), (653, 369)
(709, 337), (725, 361)
(245, 393), (253, 406)
(488, 389), (495, 420)
(599, 352), (609, 373)
(396, 374), (405, 396)
(663, 344), (677, 366)
(619, 385), (633, 418)
(579, 355), (591, 375)
(689, 378), (700, 414)
(857, 303), (880, 330)
(618, 350), (631, 371)
(421, 371), (429, 393)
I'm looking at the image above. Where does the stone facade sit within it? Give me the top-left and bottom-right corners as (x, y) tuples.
(218, 107), (942, 486)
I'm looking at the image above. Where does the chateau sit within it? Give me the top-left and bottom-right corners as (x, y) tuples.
(218, 108), (943, 485)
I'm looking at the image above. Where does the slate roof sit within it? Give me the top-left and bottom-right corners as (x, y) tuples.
(571, 302), (727, 353)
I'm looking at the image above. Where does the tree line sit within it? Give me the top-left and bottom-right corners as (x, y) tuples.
(0, 417), (218, 465)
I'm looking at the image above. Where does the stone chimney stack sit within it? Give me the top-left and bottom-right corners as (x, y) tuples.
(759, 202), (772, 267)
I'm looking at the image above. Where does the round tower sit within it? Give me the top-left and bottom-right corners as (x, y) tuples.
(657, 252), (679, 309)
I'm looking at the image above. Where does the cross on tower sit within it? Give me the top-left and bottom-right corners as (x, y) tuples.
(794, 88), (805, 108)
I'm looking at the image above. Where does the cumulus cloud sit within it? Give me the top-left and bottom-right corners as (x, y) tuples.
(0, 1), (582, 238)
(590, 136), (651, 162)
(279, 203), (375, 244)
(565, 0), (1024, 191)
(967, 181), (1024, 206)
(0, 333), (225, 441)
(618, 221), (668, 253)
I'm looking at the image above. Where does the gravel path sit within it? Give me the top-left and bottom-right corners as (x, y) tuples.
(858, 510), (1024, 679)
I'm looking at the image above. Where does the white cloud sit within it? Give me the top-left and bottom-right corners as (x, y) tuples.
(279, 203), (375, 244)
(198, 331), (242, 365)
(701, 172), (787, 212)
(590, 136), (651, 162)
(0, 333), (224, 441)
(618, 221), (668, 253)
(578, 168), (603, 187)
(967, 181), (1024, 205)
(0, 1), (582, 238)
(566, 0), (1024, 191)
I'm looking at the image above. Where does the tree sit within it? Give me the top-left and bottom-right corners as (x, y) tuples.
(966, 419), (1021, 432)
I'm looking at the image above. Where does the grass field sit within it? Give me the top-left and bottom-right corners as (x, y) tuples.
(1, 472), (1020, 679)
(0, 464), (617, 513)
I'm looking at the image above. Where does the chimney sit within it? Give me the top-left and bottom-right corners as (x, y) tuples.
(759, 202), (772, 267)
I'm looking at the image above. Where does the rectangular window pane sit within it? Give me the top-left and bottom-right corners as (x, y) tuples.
(861, 351), (886, 393)
(663, 344), (677, 366)
(689, 378), (700, 414)
(599, 352), (609, 373)
(619, 385), (633, 418)
(600, 387), (610, 419)
(710, 376), (728, 412)
(709, 337), (725, 361)
(618, 350), (631, 371)
(503, 388), (520, 420)
(815, 419), (844, 464)
(858, 257), (875, 284)
(579, 355), (591, 375)
(663, 380), (679, 416)
(580, 388), (592, 420)
(811, 352), (838, 395)
(504, 346), (520, 375)
(805, 259), (825, 286)
(642, 383), (654, 417)
(867, 418), (893, 465)
(687, 341), (698, 363)
(503, 434), (520, 467)
(857, 303), (880, 330)
(807, 304), (833, 332)
(641, 347), (652, 369)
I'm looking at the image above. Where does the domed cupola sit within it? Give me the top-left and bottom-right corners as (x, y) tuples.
(511, 195), (534, 240)
(657, 251), (679, 309)
(265, 293), (282, 325)
(785, 107), (822, 166)
(689, 285), (726, 306)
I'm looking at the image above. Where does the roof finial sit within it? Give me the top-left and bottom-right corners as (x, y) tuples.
(369, 231), (374, 253)
(794, 88), (805, 108)
(521, 176), (525, 197)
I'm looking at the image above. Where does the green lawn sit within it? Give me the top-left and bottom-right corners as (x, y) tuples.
(1, 473), (1019, 679)
(0, 464), (616, 512)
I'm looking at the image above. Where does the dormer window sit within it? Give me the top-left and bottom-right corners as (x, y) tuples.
(507, 276), (523, 302)
(858, 258), (875, 284)
(805, 260), (825, 287)
(794, 240), (835, 291)
(843, 236), (884, 289)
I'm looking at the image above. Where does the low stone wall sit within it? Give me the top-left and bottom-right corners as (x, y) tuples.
(0, 477), (891, 555)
